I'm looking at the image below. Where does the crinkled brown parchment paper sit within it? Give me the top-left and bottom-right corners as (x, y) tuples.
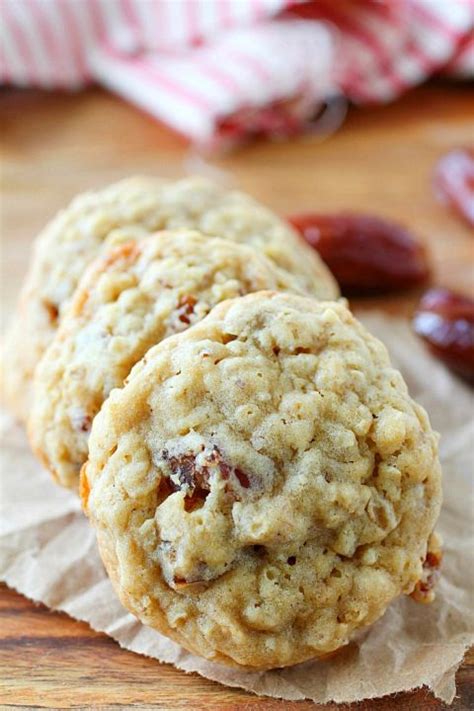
(1, 315), (473, 704)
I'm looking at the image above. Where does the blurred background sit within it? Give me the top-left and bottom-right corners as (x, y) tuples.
(1, 0), (473, 345)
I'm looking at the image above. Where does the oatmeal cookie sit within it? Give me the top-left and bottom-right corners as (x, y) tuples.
(1, 177), (338, 421)
(30, 231), (305, 490)
(82, 292), (442, 670)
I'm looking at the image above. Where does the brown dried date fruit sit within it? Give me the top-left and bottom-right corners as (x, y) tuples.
(413, 288), (474, 384)
(208, 447), (250, 490)
(161, 446), (250, 511)
(411, 541), (442, 604)
(161, 450), (210, 511)
(288, 212), (430, 295)
(176, 294), (197, 325)
(43, 299), (60, 324)
(70, 409), (93, 433)
(433, 148), (474, 227)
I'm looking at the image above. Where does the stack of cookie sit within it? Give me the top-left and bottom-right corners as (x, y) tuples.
(2, 177), (442, 670)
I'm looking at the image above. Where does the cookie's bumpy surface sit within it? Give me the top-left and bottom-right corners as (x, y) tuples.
(83, 293), (442, 670)
(30, 231), (305, 490)
(1, 177), (338, 421)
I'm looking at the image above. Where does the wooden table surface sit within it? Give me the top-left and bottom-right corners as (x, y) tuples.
(0, 83), (473, 710)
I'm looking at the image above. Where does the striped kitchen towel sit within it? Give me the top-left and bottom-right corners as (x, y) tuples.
(1, 0), (473, 147)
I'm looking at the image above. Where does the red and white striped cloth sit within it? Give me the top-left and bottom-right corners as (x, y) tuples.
(1, 0), (473, 147)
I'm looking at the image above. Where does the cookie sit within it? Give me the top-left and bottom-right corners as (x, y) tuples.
(1, 177), (338, 421)
(82, 292), (442, 670)
(30, 231), (305, 490)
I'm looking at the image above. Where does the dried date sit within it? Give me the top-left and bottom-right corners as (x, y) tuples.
(288, 212), (430, 295)
(413, 288), (474, 384)
(162, 450), (210, 511)
(433, 147), (474, 228)
(161, 445), (250, 512)
(411, 536), (442, 604)
(176, 294), (197, 325)
(43, 299), (59, 324)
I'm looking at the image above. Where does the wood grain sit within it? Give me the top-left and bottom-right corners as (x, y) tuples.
(0, 82), (473, 709)
(1, 584), (473, 710)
